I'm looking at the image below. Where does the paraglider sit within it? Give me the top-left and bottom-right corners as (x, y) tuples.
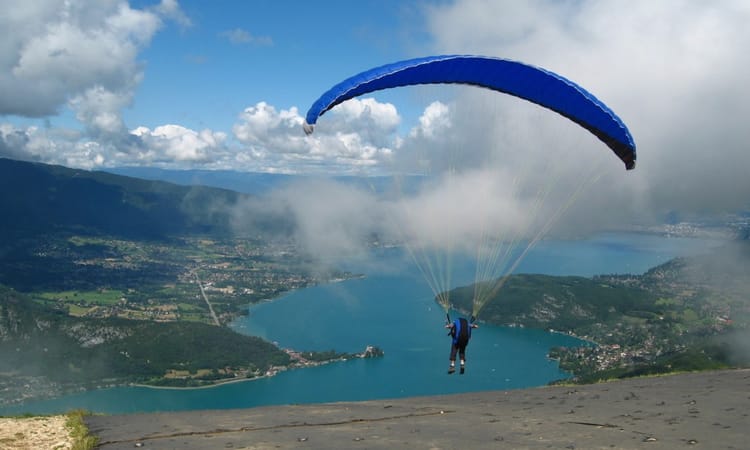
(302, 55), (636, 337)
(303, 55), (636, 170)
(445, 315), (479, 374)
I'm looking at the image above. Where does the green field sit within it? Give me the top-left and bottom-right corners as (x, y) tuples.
(39, 290), (125, 305)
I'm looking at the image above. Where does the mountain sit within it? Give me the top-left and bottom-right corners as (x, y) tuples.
(0, 284), (66, 341)
(106, 166), (428, 196)
(450, 242), (749, 333)
(106, 166), (297, 195)
(0, 158), (246, 239)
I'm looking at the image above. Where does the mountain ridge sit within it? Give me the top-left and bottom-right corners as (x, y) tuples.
(0, 157), (245, 239)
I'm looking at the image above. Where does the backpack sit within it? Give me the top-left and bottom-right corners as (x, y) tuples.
(452, 318), (471, 346)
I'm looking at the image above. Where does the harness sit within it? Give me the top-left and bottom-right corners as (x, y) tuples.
(451, 318), (471, 346)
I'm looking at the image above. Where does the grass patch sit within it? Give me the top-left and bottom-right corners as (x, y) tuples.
(681, 308), (699, 322)
(65, 410), (99, 450)
(177, 302), (203, 312)
(39, 289), (125, 306)
(179, 314), (207, 322)
(655, 297), (679, 306)
(67, 304), (92, 316)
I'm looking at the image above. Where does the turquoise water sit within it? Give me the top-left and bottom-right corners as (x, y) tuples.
(0, 233), (722, 415)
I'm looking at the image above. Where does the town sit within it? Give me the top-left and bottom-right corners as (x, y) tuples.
(26, 235), (358, 326)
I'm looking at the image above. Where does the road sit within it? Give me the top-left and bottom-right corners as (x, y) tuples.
(195, 275), (220, 326)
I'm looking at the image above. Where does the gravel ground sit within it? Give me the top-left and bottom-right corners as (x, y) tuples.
(87, 368), (750, 449)
(0, 415), (73, 450)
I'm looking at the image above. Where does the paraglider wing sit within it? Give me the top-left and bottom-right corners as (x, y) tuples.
(304, 55), (636, 170)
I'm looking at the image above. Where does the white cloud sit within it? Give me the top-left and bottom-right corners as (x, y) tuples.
(329, 98), (401, 136)
(1, 1), (160, 119)
(131, 125), (228, 163)
(0, 0), (189, 156)
(419, 0), (750, 224)
(0, 120), (230, 170)
(392, 168), (528, 250)
(233, 102), (301, 145)
(0, 123), (113, 169)
(69, 85), (133, 137)
(255, 179), (384, 261)
(153, 0), (192, 28)
(235, 0), (750, 270)
(220, 28), (273, 46)
(231, 99), (399, 174)
(409, 101), (450, 140)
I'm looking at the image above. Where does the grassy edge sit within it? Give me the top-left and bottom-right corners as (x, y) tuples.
(550, 367), (736, 388)
(65, 410), (99, 450)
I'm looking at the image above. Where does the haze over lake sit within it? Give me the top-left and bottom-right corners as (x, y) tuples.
(0, 233), (722, 415)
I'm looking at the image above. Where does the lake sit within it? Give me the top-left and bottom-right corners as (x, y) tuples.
(0, 232), (722, 415)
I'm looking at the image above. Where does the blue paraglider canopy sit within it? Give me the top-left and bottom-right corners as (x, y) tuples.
(303, 55), (636, 170)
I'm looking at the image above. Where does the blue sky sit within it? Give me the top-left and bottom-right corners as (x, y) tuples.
(125, 0), (432, 131)
(2, 0), (750, 229)
(1, 0), (445, 172)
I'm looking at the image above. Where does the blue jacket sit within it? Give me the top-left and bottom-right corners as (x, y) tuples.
(451, 318), (471, 345)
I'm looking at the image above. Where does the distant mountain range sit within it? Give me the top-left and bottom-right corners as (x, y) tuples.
(107, 166), (427, 196)
(0, 158), (428, 242)
(0, 158), (246, 239)
(106, 166), (298, 195)
(103, 167), (750, 239)
(4, 158), (747, 243)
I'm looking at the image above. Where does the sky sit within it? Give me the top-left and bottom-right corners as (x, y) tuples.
(2, 0), (750, 258)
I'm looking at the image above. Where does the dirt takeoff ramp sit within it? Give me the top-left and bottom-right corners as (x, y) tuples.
(86, 369), (749, 449)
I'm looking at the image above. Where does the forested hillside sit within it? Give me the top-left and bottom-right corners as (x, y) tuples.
(0, 158), (243, 239)
(0, 285), (291, 402)
(448, 242), (750, 382)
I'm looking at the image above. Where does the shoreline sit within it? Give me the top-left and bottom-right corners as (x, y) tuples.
(2, 348), (378, 408)
(129, 373), (271, 391)
(129, 352), (361, 391)
(0, 272), (372, 410)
